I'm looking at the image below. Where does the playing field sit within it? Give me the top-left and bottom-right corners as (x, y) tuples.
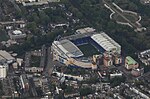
(78, 43), (100, 57)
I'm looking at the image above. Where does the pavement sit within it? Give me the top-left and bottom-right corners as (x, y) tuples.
(43, 47), (66, 76)
(44, 47), (53, 76)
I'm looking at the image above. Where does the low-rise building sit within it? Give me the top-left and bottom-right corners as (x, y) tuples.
(125, 56), (139, 70)
(0, 50), (15, 64)
(8, 30), (26, 41)
(131, 68), (144, 77)
(16, 0), (60, 6)
(109, 69), (122, 79)
(138, 49), (150, 65)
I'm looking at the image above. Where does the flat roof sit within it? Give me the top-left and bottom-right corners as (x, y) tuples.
(0, 50), (15, 61)
(126, 56), (137, 65)
(54, 40), (84, 58)
(13, 30), (22, 35)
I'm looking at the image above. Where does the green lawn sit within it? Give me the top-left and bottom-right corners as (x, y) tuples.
(112, 12), (139, 23)
(78, 43), (100, 57)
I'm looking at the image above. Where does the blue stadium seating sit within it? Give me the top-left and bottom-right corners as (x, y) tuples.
(71, 36), (105, 53)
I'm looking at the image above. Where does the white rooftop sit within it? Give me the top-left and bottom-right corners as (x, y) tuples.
(91, 32), (121, 53)
(0, 50), (15, 61)
(54, 40), (83, 58)
(13, 30), (22, 35)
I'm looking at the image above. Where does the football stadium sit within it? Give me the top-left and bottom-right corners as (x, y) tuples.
(51, 28), (121, 69)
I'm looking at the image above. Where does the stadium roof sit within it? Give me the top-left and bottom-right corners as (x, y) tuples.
(91, 33), (121, 52)
(61, 32), (97, 40)
(54, 40), (84, 58)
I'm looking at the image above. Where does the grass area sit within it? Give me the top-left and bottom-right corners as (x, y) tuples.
(112, 12), (139, 23)
(78, 43), (100, 57)
(31, 56), (41, 67)
(123, 13), (139, 22)
(0, 29), (9, 41)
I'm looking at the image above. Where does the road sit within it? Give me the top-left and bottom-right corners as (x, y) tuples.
(43, 47), (54, 76)
(103, 0), (141, 29)
(40, 45), (47, 68)
(43, 46), (66, 76)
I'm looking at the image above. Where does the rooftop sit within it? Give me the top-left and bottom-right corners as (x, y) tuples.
(12, 30), (22, 35)
(91, 33), (121, 52)
(126, 56), (137, 65)
(54, 40), (84, 58)
(0, 50), (15, 61)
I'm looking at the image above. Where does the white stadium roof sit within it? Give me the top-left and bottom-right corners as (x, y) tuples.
(91, 32), (121, 53)
(53, 40), (84, 58)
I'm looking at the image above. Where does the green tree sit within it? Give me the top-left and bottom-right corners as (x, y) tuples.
(79, 87), (94, 96)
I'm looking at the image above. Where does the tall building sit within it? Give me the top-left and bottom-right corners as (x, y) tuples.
(113, 54), (122, 65)
(103, 52), (113, 67)
(93, 54), (103, 65)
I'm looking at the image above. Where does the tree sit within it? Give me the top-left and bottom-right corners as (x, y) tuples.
(26, 22), (37, 34)
(79, 87), (94, 96)
(39, 10), (50, 25)
(110, 76), (126, 87)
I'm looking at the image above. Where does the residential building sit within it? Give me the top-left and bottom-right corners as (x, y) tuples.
(8, 30), (26, 41)
(125, 56), (139, 70)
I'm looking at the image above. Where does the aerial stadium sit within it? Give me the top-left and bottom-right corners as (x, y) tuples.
(51, 28), (121, 69)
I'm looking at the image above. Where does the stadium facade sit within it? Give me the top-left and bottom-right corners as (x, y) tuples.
(51, 31), (121, 69)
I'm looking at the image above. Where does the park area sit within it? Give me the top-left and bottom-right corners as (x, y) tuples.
(112, 12), (139, 23)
